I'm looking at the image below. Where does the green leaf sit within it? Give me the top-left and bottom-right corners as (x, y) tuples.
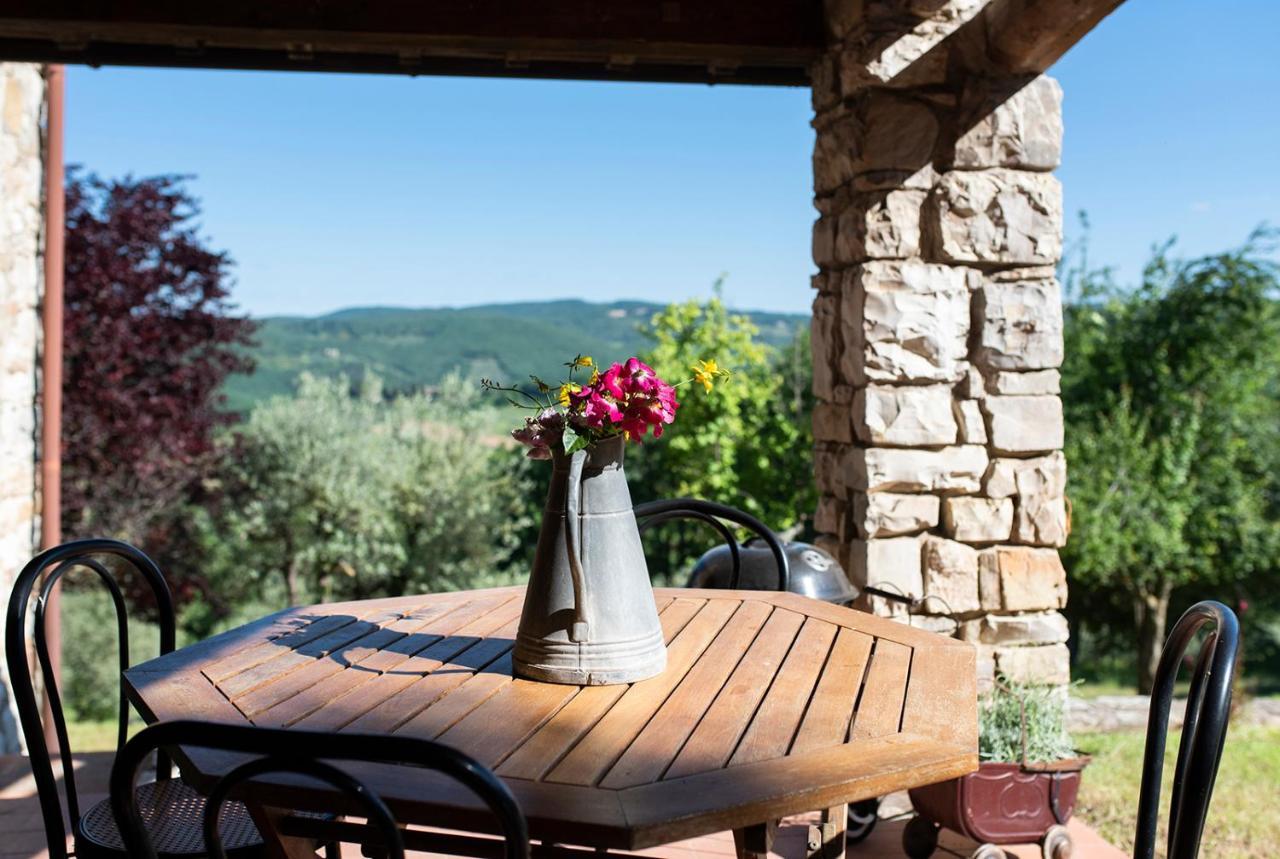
(563, 425), (590, 454)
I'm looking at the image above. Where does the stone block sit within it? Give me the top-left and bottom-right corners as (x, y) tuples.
(929, 169), (1062, 265)
(811, 292), (840, 401)
(986, 369), (1061, 395)
(972, 277), (1065, 371)
(814, 495), (846, 536)
(813, 93), (940, 193)
(962, 612), (1070, 646)
(813, 401), (854, 443)
(993, 643), (1071, 685)
(853, 384), (957, 446)
(848, 445), (988, 494)
(985, 451), (1067, 499)
(814, 446), (845, 496)
(810, 52), (841, 114)
(838, 0), (985, 90)
(982, 395), (1064, 455)
(852, 491), (940, 537)
(954, 399), (987, 444)
(812, 215), (837, 268)
(942, 496), (1013, 543)
(978, 546), (1068, 611)
(921, 536), (980, 613)
(847, 536), (924, 598)
(952, 75), (1063, 171)
(839, 261), (969, 384)
(1014, 495), (1069, 547)
(834, 188), (924, 261)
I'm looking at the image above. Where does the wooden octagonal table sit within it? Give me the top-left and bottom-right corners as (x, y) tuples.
(125, 586), (977, 858)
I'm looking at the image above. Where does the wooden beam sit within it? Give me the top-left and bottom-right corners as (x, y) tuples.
(0, 1), (824, 86)
(984, 0), (1127, 74)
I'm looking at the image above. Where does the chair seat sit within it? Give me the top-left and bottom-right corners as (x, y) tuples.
(75, 778), (264, 858)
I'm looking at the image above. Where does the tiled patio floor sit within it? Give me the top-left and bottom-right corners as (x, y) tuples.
(0, 753), (1124, 859)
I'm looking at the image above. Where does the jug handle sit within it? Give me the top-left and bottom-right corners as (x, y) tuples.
(563, 450), (590, 642)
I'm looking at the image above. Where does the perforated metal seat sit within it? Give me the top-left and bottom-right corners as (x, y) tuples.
(76, 779), (263, 858)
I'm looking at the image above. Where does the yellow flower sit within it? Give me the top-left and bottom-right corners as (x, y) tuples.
(579, 355), (594, 368)
(691, 358), (720, 392)
(557, 383), (581, 407)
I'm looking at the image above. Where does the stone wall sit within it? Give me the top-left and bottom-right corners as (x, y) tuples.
(811, 3), (1069, 687)
(0, 62), (45, 753)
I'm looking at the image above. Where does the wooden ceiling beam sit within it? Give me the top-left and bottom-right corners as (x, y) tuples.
(0, 2), (825, 86)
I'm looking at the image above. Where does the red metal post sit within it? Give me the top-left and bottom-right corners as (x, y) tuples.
(40, 63), (65, 752)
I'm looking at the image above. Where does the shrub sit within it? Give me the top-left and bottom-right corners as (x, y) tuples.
(60, 589), (160, 722)
(197, 372), (535, 609)
(979, 678), (1076, 764)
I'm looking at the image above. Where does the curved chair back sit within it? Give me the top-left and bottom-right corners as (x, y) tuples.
(4, 538), (176, 859)
(111, 720), (529, 859)
(1134, 600), (1239, 859)
(634, 498), (789, 591)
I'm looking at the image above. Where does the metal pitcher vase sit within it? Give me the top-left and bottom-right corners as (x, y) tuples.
(514, 433), (667, 685)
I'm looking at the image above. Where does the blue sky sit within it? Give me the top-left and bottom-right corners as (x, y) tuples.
(64, 0), (1278, 317)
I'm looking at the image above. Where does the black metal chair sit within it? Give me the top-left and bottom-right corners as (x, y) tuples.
(111, 720), (530, 859)
(4, 537), (265, 859)
(633, 497), (790, 591)
(1134, 600), (1240, 859)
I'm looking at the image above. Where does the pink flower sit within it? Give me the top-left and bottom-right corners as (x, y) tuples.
(573, 387), (623, 428)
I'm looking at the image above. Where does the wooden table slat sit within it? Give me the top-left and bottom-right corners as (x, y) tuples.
(849, 639), (912, 742)
(203, 610), (371, 683)
(545, 598), (738, 787)
(661, 606), (806, 781)
(245, 601), (478, 726)
(233, 609), (411, 716)
(335, 616), (522, 734)
(294, 597), (524, 732)
(218, 613), (405, 700)
(728, 617), (838, 768)
(599, 599), (774, 789)
(257, 597), (505, 728)
(789, 627), (874, 755)
(494, 598), (703, 781)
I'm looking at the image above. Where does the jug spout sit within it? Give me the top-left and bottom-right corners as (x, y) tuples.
(514, 434), (667, 685)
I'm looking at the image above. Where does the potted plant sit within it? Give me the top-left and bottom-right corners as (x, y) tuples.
(483, 355), (727, 686)
(903, 678), (1090, 859)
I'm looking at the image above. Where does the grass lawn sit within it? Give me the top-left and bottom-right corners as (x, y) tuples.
(1075, 724), (1280, 858)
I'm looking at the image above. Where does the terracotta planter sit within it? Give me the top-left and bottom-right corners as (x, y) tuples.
(904, 757), (1089, 859)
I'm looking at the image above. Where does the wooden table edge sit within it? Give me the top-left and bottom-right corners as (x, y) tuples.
(617, 735), (977, 850)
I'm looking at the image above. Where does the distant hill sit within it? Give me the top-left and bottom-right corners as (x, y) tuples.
(222, 299), (808, 412)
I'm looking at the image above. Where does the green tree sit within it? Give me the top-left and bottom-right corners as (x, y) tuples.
(1061, 227), (1280, 691)
(627, 292), (813, 580)
(196, 373), (534, 615)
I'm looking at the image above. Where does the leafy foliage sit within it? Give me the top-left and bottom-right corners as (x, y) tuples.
(62, 172), (255, 608)
(626, 291), (814, 581)
(192, 373), (535, 615)
(59, 590), (159, 722)
(1060, 224), (1280, 690)
(979, 679), (1076, 764)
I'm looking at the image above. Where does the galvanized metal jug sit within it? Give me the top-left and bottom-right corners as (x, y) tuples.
(513, 433), (667, 685)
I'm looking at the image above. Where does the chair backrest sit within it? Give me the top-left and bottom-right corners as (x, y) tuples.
(110, 720), (530, 859)
(4, 537), (176, 859)
(1134, 600), (1239, 859)
(634, 497), (789, 591)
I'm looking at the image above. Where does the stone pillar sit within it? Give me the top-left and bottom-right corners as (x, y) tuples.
(811, 4), (1070, 687)
(0, 62), (46, 752)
